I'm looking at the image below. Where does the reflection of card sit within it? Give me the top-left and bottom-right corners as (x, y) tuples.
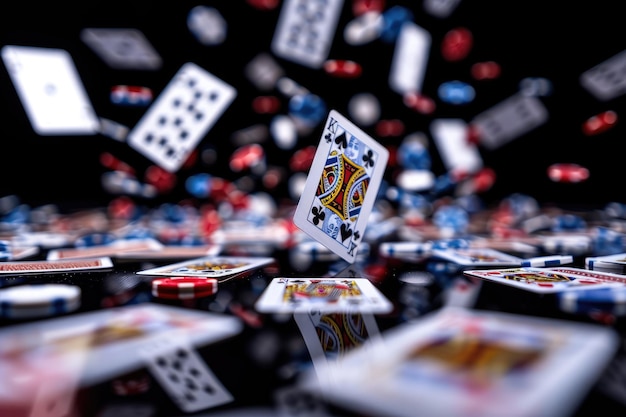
(1, 45), (100, 135)
(136, 255), (275, 278)
(127, 62), (236, 172)
(294, 110), (389, 264)
(254, 277), (393, 314)
(294, 311), (380, 375)
(463, 266), (626, 293)
(271, 0), (344, 68)
(303, 306), (619, 417)
(0, 257), (113, 274)
(432, 247), (523, 268)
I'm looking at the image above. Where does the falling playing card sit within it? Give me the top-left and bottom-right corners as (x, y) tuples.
(293, 110), (389, 263)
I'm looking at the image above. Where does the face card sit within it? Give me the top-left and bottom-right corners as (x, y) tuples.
(1, 45), (100, 135)
(431, 247), (524, 268)
(301, 306), (619, 417)
(463, 266), (626, 293)
(135, 255), (275, 278)
(254, 277), (393, 314)
(0, 257), (113, 274)
(579, 48), (626, 101)
(294, 310), (381, 376)
(293, 110), (389, 264)
(127, 62), (237, 172)
(80, 28), (162, 70)
(271, 0), (344, 69)
(470, 92), (549, 150)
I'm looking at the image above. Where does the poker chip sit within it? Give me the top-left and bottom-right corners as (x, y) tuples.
(558, 287), (626, 316)
(0, 284), (81, 319)
(151, 277), (218, 300)
(520, 255), (574, 268)
(111, 369), (151, 396)
(378, 241), (433, 258)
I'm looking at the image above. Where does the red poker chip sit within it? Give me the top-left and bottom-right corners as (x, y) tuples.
(151, 277), (218, 299)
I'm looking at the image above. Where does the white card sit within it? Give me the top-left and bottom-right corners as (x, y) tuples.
(470, 93), (548, 150)
(293, 110), (389, 263)
(1, 45), (100, 135)
(135, 255), (275, 278)
(580, 49), (626, 101)
(127, 62), (236, 172)
(254, 277), (393, 314)
(80, 28), (162, 70)
(302, 306), (619, 417)
(271, 0), (344, 69)
(430, 118), (483, 174)
(389, 21), (431, 95)
(140, 335), (233, 412)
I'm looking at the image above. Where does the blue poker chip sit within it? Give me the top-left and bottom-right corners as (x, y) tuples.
(520, 255), (574, 268)
(0, 284), (81, 319)
(558, 287), (626, 316)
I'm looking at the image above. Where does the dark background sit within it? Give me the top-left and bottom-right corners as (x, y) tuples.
(1, 0), (625, 212)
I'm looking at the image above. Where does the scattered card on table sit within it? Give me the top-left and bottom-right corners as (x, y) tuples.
(463, 266), (626, 293)
(294, 110), (389, 264)
(0, 257), (113, 274)
(431, 247), (524, 268)
(254, 277), (393, 314)
(301, 306), (619, 417)
(135, 255), (275, 279)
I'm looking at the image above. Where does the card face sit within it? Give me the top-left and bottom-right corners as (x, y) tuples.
(294, 110), (389, 263)
(127, 62), (236, 172)
(294, 310), (381, 376)
(463, 266), (626, 293)
(0, 257), (113, 274)
(1, 45), (100, 135)
(580, 49), (626, 101)
(0, 303), (243, 391)
(254, 277), (393, 314)
(80, 28), (162, 70)
(470, 93), (548, 150)
(302, 306), (619, 417)
(431, 247), (523, 268)
(140, 336), (233, 412)
(271, 0), (344, 69)
(135, 255), (275, 278)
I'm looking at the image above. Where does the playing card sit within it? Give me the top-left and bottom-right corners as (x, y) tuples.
(389, 21), (431, 95)
(140, 335), (233, 412)
(135, 255), (275, 279)
(46, 238), (164, 260)
(293, 110), (389, 263)
(0, 257), (113, 274)
(271, 0), (344, 69)
(586, 252), (626, 269)
(430, 118), (483, 174)
(113, 244), (222, 262)
(470, 92), (549, 150)
(302, 306), (619, 417)
(463, 266), (626, 294)
(254, 277), (393, 314)
(580, 48), (626, 101)
(80, 28), (162, 70)
(294, 310), (381, 376)
(1, 45), (100, 135)
(127, 62), (236, 172)
(431, 247), (524, 268)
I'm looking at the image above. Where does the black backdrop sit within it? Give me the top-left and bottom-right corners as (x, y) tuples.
(1, 0), (625, 212)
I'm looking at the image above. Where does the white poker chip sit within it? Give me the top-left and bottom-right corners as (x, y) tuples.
(0, 284), (81, 319)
